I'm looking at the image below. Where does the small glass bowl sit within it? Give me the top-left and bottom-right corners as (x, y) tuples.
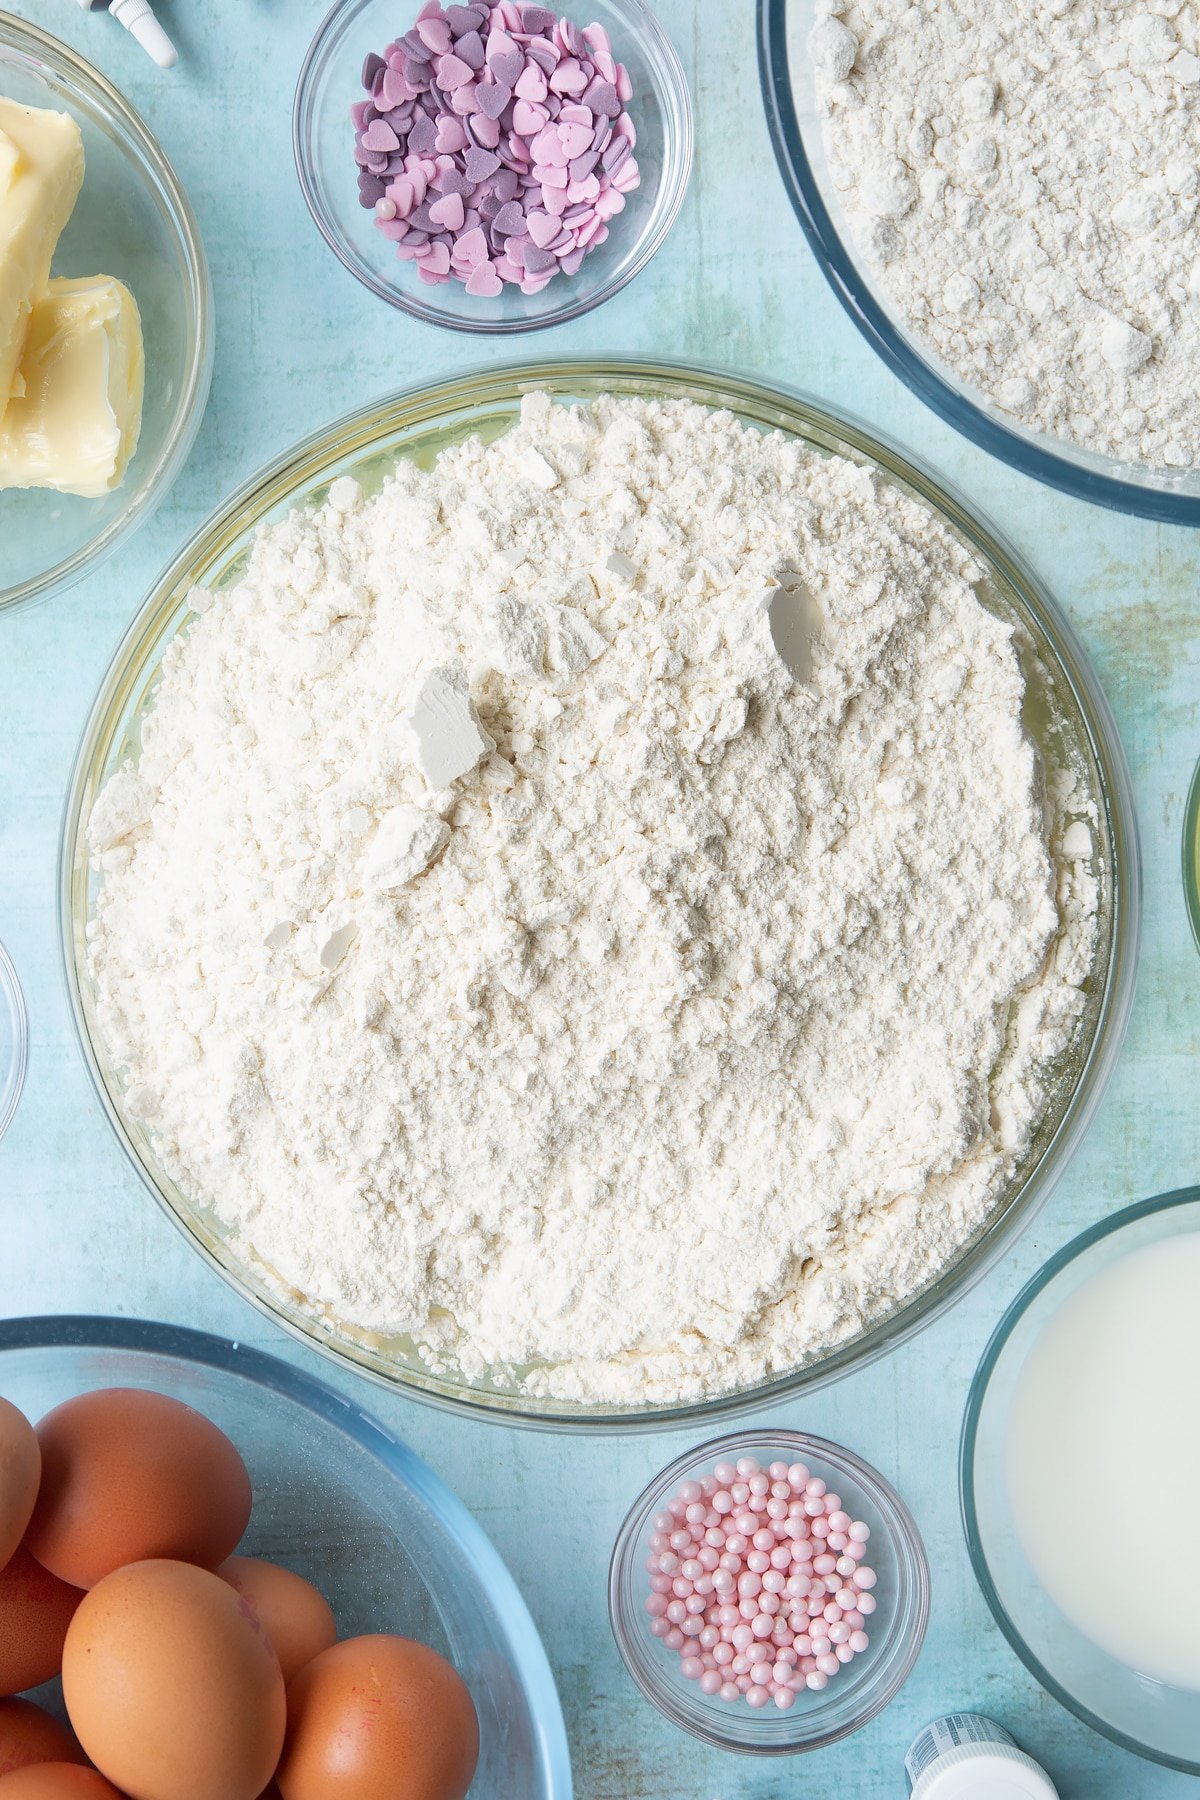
(608, 1429), (929, 1754)
(0, 1315), (573, 1800)
(962, 1187), (1200, 1774)
(0, 15), (212, 612)
(293, 0), (692, 333)
(0, 940), (28, 1143)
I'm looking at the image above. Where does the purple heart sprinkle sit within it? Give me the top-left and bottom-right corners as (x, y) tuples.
(441, 168), (475, 197)
(402, 30), (432, 60)
(455, 28), (485, 68)
(586, 79), (620, 118)
(489, 49), (525, 87)
(358, 173), (387, 206)
(563, 21), (587, 57)
(569, 150), (600, 182)
(446, 2), (486, 30)
(494, 168), (521, 202)
(464, 145), (502, 181)
(493, 199), (526, 235)
(520, 4), (558, 29)
(522, 242), (558, 272)
(408, 115), (438, 153)
(476, 79), (512, 119)
(362, 51), (386, 90)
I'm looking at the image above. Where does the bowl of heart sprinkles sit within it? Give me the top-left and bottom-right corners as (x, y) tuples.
(295, 0), (693, 332)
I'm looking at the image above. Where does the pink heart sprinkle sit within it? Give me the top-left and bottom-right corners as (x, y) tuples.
(465, 260), (504, 296)
(514, 64), (548, 102)
(416, 16), (452, 52)
(550, 57), (588, 96)
(435, 117), (469, 153)
(512, 100), (549, 137)
(453, 226), (489, 266)
(429, 191), (466, 231)
(362, 118), (400, 153)
(559, 122), (593, 158)
(419, 240), (452, 275)
(526, 209), (559, 248)
(560, 103), (593, 127)
(437, 52), (475, 88)
(387, 175), (416, 216)
(469, 111), (501, 148)
(381, 69), (409, 109)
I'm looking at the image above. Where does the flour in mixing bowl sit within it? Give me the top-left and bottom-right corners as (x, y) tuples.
(86, 394), (1099, 1404)
(812, 0), (1200, 468)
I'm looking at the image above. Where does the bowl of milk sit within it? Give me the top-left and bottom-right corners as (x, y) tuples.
(962, 1188), (1200, 1773)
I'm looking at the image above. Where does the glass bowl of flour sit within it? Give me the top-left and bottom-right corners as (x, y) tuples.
(60, 360), (1139, 1427)
(759, 0), (1200, 521)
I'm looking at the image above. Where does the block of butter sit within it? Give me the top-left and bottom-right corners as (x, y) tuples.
(0, 275), (145, 497)
(0, 99), (85, 407)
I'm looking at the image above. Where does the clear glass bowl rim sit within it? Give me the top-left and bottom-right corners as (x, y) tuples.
(0, 937), (28, 1142)
(0, 9), (214, 613)
(960, 1185), (1200, 1773)
(292, 0), (694, 335)
(0, 1311), (574, 1795)
(756, 0), (1200, 526)
(607, 1426), (930, 1754)
(1181, 756), (1200, 955)
(58, 355), (1141, 1433)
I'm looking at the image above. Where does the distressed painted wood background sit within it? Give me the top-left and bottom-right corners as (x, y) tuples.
(1, 1), (1196, 1792)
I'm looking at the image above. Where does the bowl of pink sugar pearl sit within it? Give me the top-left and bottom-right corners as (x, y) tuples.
(609, 1431), (929, 1753)
(295, 0), (692, 332)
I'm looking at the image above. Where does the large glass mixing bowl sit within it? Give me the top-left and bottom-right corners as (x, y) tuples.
(0, 1315), (572, 1798)
(60, 361), (1140, 1428)
(758, 0), (1200, 523)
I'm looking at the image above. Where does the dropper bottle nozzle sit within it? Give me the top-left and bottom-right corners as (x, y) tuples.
(75, 0), (178, 69)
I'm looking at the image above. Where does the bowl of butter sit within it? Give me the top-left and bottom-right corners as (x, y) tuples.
(0, 14), (211, 610)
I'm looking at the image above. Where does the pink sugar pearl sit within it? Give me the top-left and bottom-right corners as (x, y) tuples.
(645, 1453), (878, 1711)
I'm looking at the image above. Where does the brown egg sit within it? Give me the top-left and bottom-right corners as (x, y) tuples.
(0, 1768), (126, 1798)
(0, 1401), (40, 1573)
(26, 1390), (252, 1589)
(62, 1559), (286, 1800)
(0, 1701), (83, 1779)
(217, 1560), (336, 1686)
(277, 1636), (479, 1800)
(0, 1548), (83, 1695)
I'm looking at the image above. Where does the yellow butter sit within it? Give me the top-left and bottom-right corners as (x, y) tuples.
(0, 99), (85, 406)
(0, 275), (145, 498)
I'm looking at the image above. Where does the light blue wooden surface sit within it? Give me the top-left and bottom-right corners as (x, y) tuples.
(1, 2), (1196, 1794)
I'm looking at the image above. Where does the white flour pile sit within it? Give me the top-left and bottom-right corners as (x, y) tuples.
(86, 394), (1099, 1405)
(811, 0), (1200, 468)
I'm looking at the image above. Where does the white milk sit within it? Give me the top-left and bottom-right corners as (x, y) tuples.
(1007, 1232), (1200, 1690)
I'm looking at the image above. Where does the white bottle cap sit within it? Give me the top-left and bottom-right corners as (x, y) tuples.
(108, 0), (178, 68)
(907, 1717), (1059, 1800)
(911, 1747), (1060, 1800)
